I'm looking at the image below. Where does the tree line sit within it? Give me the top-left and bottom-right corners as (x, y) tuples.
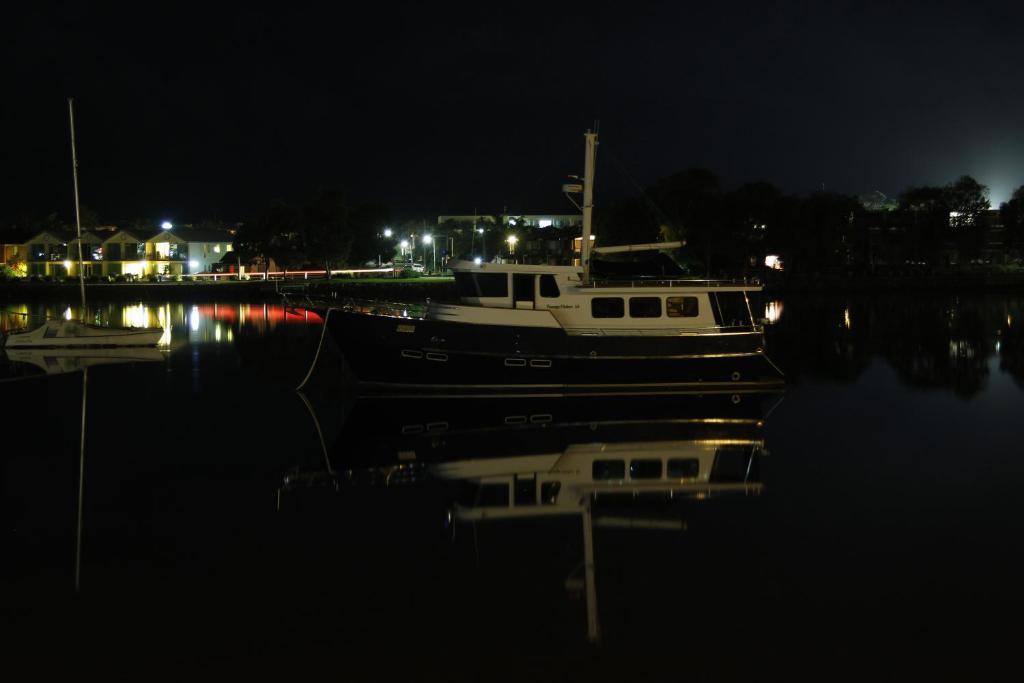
(594, 172), (1024, 276)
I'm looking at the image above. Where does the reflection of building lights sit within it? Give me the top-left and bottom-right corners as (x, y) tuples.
(765, 255), (783, 270)
(843, 308), (851, 329)
(189, 260), (199, 270)
(63, 260), (72, 271)
(215, 325), (221, 342)
(123, 304), (150, 329)
(64, 307), (73, 321)
(996, 340), (1002, 353)
(764, 301), (783, 324)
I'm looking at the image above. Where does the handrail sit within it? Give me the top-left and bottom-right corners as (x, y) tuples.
(581, 278), (761, 289)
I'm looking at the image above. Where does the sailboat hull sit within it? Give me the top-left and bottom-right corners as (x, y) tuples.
(2, 320), (163, 348)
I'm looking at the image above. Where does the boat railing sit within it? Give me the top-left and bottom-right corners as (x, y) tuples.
(566, 323), (762, 336)
(581, 277), (761, 289)
(279, 285), (428, 319)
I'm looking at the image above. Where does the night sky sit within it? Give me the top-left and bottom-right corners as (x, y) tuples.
(4, 1), (1024, 226)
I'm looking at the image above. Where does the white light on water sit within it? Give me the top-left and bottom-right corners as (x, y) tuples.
(764, 301), (783, 324)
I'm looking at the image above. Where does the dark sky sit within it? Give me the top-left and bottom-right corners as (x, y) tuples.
(4, 1), (1024, 226)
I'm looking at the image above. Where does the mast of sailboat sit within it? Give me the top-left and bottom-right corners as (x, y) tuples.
(580, 129), (598, 284)
(68, 98), (86, 320)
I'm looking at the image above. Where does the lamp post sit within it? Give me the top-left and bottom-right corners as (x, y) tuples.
(423, 234), (435, 273)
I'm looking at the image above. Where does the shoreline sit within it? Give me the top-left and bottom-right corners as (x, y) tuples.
(2, 271), (1023, 303)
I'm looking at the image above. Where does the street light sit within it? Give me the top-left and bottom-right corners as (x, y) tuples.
(383, 228), (393, 237)
(161, 221), (173, 230)
(422, 234), (435, 273)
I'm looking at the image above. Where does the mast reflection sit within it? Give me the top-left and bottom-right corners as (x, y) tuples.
(285, 391), (780, 643)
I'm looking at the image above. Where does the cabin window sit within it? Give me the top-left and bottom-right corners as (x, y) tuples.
(514, 474), (536, 506)
(592, 460), (625, 479)
(541, 481), (561, 504)
(668, 458), (700, 478)
(591, 297), (624, 318)
(666, 296), (699, 317)
(629, 297), (662, 318)
(711, 292), (753, 329)
(629, 459), (663, 479)
(710, 446), (754, 483)
(454, 272), (509, 298)
(106, 243), (122, 260)
(31, 243), (45, 259)
(513, 274), (535, 303)
(539, 274), (560, 298)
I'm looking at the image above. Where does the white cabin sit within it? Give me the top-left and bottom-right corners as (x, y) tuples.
(444, 260), (760, 334)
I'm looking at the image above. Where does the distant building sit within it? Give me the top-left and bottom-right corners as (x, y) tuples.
(15, 227), (235, 278)
(437, 214), (582, 229)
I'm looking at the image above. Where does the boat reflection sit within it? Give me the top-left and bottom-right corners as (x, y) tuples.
(3, 346), (168, 376)
(285, 391), (778, 643)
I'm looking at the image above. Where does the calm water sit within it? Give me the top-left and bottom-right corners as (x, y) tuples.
(2, 293), (1023, 680)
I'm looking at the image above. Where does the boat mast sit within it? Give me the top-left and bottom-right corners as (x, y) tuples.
(580, 129), (598, 284)
(68, 98), (86, 319)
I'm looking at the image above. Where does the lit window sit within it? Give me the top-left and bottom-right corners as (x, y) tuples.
(667, 297), (699, 317)
(214, 244), (221, 253)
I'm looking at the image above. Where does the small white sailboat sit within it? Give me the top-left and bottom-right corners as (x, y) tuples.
(1, 98), (163, 349)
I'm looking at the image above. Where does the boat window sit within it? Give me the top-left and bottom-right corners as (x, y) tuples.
(539, 274), (560, 298)
(455, 272), (509, 298)
(513, 274), (535, 303)
(666, 296), (699, 317)
(541, 481), (561, 504)
(629, 459), (663, 479)
(591, 297), (624, 318)
(711, 292), (753, 329)
(629, 297), (662, 318)
(710, 446), (754, 483)
(668, 458), (700, 478)
(592, 460), (625, 479)
(514, 474), (536, 506)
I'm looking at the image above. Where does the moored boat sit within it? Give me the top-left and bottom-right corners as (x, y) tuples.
(302, 130), (784, 396)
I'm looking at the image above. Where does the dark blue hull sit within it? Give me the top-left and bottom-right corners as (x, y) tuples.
(323, 308), (785, 397)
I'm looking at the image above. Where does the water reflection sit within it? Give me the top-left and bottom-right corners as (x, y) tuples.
(285, 392), (779, 643)
(766, 293), (1024, 398)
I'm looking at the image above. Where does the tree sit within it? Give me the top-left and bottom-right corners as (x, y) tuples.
(235, 201), (302, 276)
(1000, 185), (1024, 258)
(301, 188), (354, 276)
(647, 169), (724, 276)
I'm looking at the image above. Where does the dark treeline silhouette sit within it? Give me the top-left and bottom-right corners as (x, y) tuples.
(234, 189), (391, 274)
(595, 171), (1024, 277)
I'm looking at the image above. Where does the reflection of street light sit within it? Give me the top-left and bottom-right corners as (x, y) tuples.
(422, 234), (435, 273)
(506, 234), (518, 259)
